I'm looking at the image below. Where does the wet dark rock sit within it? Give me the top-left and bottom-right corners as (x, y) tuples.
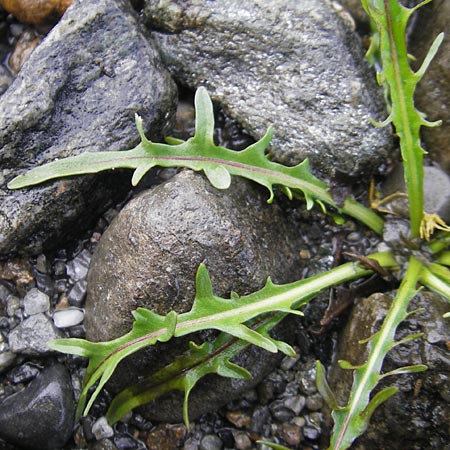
(6, 361), (41, 384)
(0, 65), (13, 95)
(8, 313), (62, 355)
(144, 0), (393, 178)
(0, 0), (177, 255)
(85, 170), (306, 421)
(410, 0), (450, 173)
(250, 406), (270, 434)
(0, 363), (75, 450)
(329, 291), (450, 450)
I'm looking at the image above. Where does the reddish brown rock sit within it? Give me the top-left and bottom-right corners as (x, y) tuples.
(0, 0), (72, 25)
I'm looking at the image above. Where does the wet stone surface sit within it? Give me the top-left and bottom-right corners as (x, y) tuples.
(329, 290), (450, 450)
(0, 363), (75, 450)
(85, 169), (307, 421)
(144, 0), (394, 178)
(0, 0), (177, 255)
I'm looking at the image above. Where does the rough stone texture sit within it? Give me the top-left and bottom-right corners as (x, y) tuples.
(0, 0), (177, 255)
(410, 0), (450, 173)
(85, 170), (306, 421)
(144, 0), (394, 178)
(0, 364), (75, 450)
(329, 291), (450, 450)
(8, 313), (62, 355)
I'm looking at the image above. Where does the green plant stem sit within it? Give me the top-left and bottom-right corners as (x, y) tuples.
(383, 0), (423, 236)
(435, 251), (450, 266)
(341, 197), (384, 235)
(419, 266), (450, 302)
(329, 256), (423, 450)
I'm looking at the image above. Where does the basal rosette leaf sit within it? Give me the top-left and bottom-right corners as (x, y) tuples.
(48, 308), (178, 418)
(361, 0), (444, 237)
(105, 315), (286, 426)
(50, 254), (396, 422)
(8, 87), (384, 234)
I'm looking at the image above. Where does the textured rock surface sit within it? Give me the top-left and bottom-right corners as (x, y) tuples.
(144, 0), (393, 178)
(85, 170), (306, 421)
(8, 313), (62, 355)
(0, 0), (177, 255)
(329, 291), (450, 450)
(410, 0), (450, 173)
(0, 364), (75, 450)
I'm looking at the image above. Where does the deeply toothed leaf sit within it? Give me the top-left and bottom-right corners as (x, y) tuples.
(361, 0), (443, 237)
(8, 87), (384, 234)
(50, 252), (395, 421)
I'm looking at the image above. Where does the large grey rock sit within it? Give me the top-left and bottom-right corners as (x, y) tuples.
(0, 364), (75, 450)
(0, 0), (177, 255)
(144, 0), (393, 178)
(85, 170), (306, 421)
(329, 291), (450, 450)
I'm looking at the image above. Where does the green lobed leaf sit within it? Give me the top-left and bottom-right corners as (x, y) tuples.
(105, 314), (286, 426)
(326, 256), (424, 450)
(8, 87), (384, 235)
(51, 252), (396, 421)
(360, 0), (443, 237)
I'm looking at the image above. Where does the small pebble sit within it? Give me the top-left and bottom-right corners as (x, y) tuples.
(53, 260), (67, 277)
(0, 284), (11, 302)
(250, 405), (270, 434)
(92, 417), (114, 440)
(302, 426), (319, 440)
(0, 0), (73, 25)
(8, 313), (62, 355)
(35, 254), (49, 274)
(7, 361), (40, 383)
(0, 351), (16, 372)
(225, 410), (251, 429)
(66, 249), (91, 281)
(284, 394), (306, 415)
(68, 279), (88, 307)
(23, 288), (50, 315)
(6, 295), (20, 317)
(199, 434), (223, 450)
(305, 393), (323, 411)
(53, 307), (84, 328)
(0, 64), (13, 95)
(280, 354), (300, 371)
(296, 364), (317, 396)
(233, 431), (252, 450)
(269, 399), (294, 422)
(277, 423), (302, 446)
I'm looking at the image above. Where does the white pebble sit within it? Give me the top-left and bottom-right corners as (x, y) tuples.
(53, 307), (84, 328)
(92, 416), (114, 440)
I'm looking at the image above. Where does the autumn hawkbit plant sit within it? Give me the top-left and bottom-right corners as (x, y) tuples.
(8, 1), (449, 448)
